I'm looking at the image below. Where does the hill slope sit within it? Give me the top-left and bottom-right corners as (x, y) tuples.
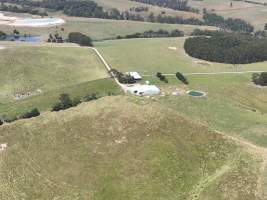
(0, 96), (263, 199)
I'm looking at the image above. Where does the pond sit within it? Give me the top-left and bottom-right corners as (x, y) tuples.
(3, 35), (41, 42)
(187, 90), (206, 97)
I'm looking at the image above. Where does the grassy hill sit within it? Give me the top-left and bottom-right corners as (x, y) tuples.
(188, 0), (267, 30)
(0, 96), (263, 199)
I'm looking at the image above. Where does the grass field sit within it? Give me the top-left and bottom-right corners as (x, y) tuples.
(92, 0), (201, 19)
(188, 0), (267, 30)
(96, 37), (267, 74)
(0, 43), (122, 117)
(0, 96), (263, 199)
(0, 15), (216, 41)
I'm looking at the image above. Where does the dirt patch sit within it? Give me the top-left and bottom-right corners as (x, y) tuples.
(0, 143), (7, 151)
(14, 89), (42, 100)
(194, 60), (212, 66)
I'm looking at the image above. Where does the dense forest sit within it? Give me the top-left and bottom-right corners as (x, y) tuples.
(130, 0), (199, 13)
(184, 34), (267, 64)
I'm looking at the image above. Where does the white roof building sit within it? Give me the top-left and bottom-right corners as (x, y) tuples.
(128, 85), (160, 96)
(127, 72), (142, 80)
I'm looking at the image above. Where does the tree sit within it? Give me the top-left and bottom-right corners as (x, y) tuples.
(59, 93), (73, 109)
(252, 72), (267, 86)
(156, 72), (168, 83)
(52, 102), (63, 112)
(176, 72), (188, 84)
(19, 108), (40, 119)
(13, 29), (20, 35)
(68, 32), (93, 46)
(264, 23), (267, 31)
(72, 97), (82, 106)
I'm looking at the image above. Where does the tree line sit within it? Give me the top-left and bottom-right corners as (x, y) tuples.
(116, 29), (184, 39)
(184, 33), (267, 64)
(0, 2), (48, 16)
(203, 12), (254, 33)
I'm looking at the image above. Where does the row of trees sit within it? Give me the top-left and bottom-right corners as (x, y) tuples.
(0, 2), (48, 16)
(110, 69), (136, 84)
(0, 107), (40, 125)
(117, 29), (184, 39)
(130, 0), (199, 13)
(52, 93), (99, 112)
(156, 72), (168, 83)
(203, 13), (254, 33)
(129, 6), (149, 12)
(184, 33), (267, 64)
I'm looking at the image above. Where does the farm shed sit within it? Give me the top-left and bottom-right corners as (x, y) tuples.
(127, 72), (142, 80)
(128, 85), (160, 95)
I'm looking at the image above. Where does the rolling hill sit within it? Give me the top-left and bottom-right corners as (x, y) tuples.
(0, 96), (264, 199)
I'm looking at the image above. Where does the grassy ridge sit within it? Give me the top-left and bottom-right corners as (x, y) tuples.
(0, 96), (261, 199)
(188, 0), (267, 30)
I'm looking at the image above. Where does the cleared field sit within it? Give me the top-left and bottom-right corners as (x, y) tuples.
(0, 96), (263, 199)
(188, 0), (267, 30)
(96, 37), (267, 74)
(0, 16), (216, 41)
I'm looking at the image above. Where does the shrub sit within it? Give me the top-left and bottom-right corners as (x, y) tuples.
(72, 98), (82, 106)
(84, 93), (98, 102)
(0, 119), (3, 126)
(176, 72), (188, 84)
(52, 102), (63, 112)
(3, 116), (17, 123)
(20, 108), (40, 119)
(252, 72), (267, 86)
(59, 93), (73, 109)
